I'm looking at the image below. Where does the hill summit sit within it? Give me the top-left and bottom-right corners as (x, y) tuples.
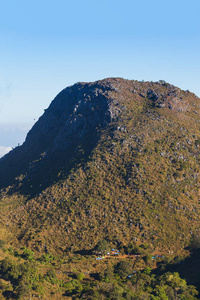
(0, 77), (200, 254)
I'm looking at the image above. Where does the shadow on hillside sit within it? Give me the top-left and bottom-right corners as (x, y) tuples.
(170, 248), (200, 292)
(0, 130), (101, 199)
(89, 272), (99, 280)
(2, 290), (16, 299)
(74, 249), (93, 256)
(0, 81), (117, 199)
(154, 248), (200, 293)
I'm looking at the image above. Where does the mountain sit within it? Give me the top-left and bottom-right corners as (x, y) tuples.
(1, 77), (200, 254)
(1, 78), (200, 299)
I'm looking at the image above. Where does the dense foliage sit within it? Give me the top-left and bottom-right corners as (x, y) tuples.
(0, 243), (199, 299)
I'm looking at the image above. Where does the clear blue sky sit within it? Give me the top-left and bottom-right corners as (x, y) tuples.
(0, 0), (200, 155)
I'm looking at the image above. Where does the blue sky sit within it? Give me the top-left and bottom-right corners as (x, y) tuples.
(0, 0), (200, 156)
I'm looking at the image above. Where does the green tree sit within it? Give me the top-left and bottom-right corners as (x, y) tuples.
(76, 272), (84, 281)
(45, 269), (58, 284)
(22, 248), (35, 261)
(95, 239), (109, 254)
(115, 261), (131, 278)
(153, 285), (169, 300)
(17, 279), (31, 299)
(0, 240), (5, 249)
(144, 255), (152, 264)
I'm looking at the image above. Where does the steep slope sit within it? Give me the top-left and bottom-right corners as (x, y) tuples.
(0, 80), (118, 193)
(0, 77), (200, 254)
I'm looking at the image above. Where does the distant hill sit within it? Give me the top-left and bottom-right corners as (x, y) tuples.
(1, 77), (200, 255)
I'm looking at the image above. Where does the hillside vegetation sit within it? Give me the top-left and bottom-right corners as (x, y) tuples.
(0, 78), (200, 299)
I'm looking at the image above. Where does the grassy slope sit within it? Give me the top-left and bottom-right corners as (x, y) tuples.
(0, 79), (199, 256)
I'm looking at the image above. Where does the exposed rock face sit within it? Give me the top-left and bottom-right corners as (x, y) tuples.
(24, 79), (136, 155)
(147, 89), (160, 102)
(0, 78), (127, 189)
(146, 85), (190, 111)
(26, 83), (114, 153)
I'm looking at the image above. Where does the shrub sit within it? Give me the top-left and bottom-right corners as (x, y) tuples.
(22, 248), (35, 260)
(94, 239), (109, 254)
(45, 269), (58, 284)
(0, 258), (13, 276)
(0, 240), (5, 249)
(115, 261), (131, 278)
(7, 247), (14, 254)
(16, 279), (31, 299)
(76, 272), (84, 281)
(14, 250), (19, 257)
(38, 253), (54, 263)
(144, 254), (152, 264)
(99, 267), (114, 282)
(140, 243), (149, 250)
